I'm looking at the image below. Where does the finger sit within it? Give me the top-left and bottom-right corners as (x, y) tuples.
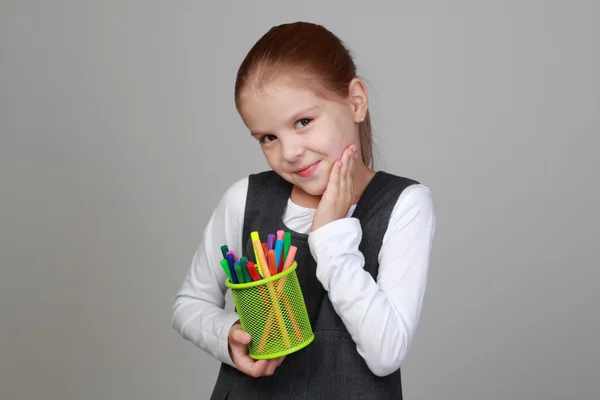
(276, 356), (285, 367)
(236, 354), (267, 378)
(263, 358), (279, 376)
(249, 359), (270, 378)
(348, 148), (357, 195)
(328, 160), (342, 192)
(339, 148), (351, 193)
(232, 348), (255, 373)
(230, 328), (252, 345)
(349, 148), (357, 175)
(342, 146), (356, 198)
(341, 147), (351, 176)
(347, 146), (357, 182)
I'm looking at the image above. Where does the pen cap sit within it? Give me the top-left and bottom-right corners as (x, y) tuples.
(224, 261), (314, 360)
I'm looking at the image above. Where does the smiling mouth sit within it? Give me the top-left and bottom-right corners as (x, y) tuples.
(295, 161), (320, 178)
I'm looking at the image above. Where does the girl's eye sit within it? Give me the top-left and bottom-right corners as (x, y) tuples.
(260, 134), (277, 144)
(295, 118), (312, 129)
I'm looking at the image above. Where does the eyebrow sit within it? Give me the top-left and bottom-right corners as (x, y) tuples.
(288, 105), (319, 122)
(249, 105), (319, 137)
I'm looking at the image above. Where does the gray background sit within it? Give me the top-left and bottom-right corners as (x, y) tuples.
(1, 1), (598, 399)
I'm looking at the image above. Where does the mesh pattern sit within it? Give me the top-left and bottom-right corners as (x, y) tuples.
(228, 262), (314, 359)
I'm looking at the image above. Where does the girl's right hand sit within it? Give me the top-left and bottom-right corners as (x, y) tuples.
(228, 322), (285, 377)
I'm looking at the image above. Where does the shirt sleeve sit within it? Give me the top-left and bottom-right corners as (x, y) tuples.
(171, 176), (249, 367)
(307, 184), (436, 377)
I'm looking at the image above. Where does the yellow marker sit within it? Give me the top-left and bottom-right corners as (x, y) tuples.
(251, 231), (264, 277)
(250, 231), (290, 348)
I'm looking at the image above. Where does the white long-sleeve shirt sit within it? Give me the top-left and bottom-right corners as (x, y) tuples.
(172, 175), (436, 377)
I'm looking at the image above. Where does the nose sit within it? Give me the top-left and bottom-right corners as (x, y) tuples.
(280, 137), (305, 163)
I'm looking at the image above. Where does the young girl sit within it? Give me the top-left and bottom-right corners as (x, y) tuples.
(172, 21), (435, 399)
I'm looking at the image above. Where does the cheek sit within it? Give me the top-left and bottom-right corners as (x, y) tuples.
(310, 127), (350, 159)
(268, 155), (281, 167)
(262, 147), (288, 172)
(261, 148), (277, 166)
(323, 131), (351, 161)
(329, 117), (356, 156)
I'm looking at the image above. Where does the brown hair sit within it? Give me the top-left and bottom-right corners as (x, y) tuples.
(234, 21), (374, 169)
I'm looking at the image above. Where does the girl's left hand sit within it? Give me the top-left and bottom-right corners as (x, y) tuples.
(311, 144), (358, 232)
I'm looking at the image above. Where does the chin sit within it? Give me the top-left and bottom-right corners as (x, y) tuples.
(295, 180), (327, 197)
(275, 170), (328, 196)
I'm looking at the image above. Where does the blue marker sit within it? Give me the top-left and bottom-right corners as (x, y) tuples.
(226, 253), (237, 283)
(275, 239), (283, 272)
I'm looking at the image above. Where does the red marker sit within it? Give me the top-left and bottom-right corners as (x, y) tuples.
(246, 261), (261, 281)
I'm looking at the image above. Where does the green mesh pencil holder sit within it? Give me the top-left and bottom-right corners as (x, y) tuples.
(225, 261), (314, 360)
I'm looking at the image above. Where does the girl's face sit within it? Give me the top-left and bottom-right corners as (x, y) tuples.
(238, 75), (365, 197)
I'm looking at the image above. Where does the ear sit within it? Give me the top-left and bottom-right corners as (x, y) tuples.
(347, 77), (368, 123)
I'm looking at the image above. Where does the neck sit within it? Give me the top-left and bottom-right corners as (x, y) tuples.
(291, 163), (376, 209)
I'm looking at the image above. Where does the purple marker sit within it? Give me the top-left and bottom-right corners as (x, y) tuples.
(267, 234), (275, 251)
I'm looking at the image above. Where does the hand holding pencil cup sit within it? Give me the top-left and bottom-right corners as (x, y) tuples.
(220, 230), (314, 360)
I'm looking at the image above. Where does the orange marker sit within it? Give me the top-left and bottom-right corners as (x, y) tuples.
(253, 238), (270, 278)
(259, 245), (301, 348)
(251, 237), (289, 347)
(267, 249), (277, 276)
(282, 245), (297, 271)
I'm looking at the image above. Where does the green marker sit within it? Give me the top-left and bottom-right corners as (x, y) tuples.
(220, 245), (229, 260)
(240, 257), (252, 282)
(220, 258), (232, 282)
(234, 263), (245, 284)
(283, 231), (292, 262)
